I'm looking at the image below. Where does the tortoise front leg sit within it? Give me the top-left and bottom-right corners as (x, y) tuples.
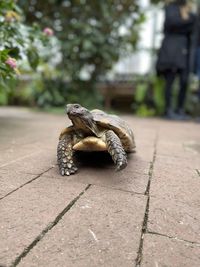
(57, 133), (78, 176)
(105, 130), (127, 170)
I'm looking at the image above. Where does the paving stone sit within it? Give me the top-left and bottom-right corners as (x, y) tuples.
(43, 152), (151, 194)
(146, 120), (200, 244)
(1, 150), (56, 175)
(0, 144), (43, 167)
(0, 177), (86, 266)
(1, 107), (200, 267)
(147, 154), (200, 243)
(157, 142), (190, 157)
(157, 139), (200, 159)
(44, 166), (149, 194)
(141, 233), (200, 267)
(18, 186), (147, 267)
(0, 169), (36, 198)
(154, 154), (200, 170)
(133, 144), (154, 162)
(0, 140), (59, 167)
(0, 108), (65, 151)
(156, 122), (199, 136)
(148, 195), (200, 243)
(151, 159), (200, 200)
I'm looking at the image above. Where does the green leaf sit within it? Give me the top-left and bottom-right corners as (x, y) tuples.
(135, 83), (148, 103)
(7, 47), (21, 59)
(0, 90), (8, 104)
(0, 49), (10, 61)
(27, 48), (39, 70)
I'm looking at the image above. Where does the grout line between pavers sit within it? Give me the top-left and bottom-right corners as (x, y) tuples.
(147, 230), (200, 246)
(66, 180), (146, 196)
(43, 169), (147, 195)
(0, 167), (53, 201)
(11, 184), (92, 267)
(135, 133), (158, 267)
(90, 183), (145, 196)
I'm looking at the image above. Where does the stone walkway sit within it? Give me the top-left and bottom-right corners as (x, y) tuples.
(0, 107), (200, 267)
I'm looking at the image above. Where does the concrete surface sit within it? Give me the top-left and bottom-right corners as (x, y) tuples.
(0, 107), (200, 267)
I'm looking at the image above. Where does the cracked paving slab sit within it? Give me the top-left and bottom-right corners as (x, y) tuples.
(147, 195), (200, 244)
(17, 186), (147, 267)
(1, 151), (56, 175)
(0, 176), (86, 267)
(1, 107), (200, 267)
(148, 155), (200, 244)
(141, 233), (200, 267)
(0, 169), (36, 199)
(43, 152), (151, 194)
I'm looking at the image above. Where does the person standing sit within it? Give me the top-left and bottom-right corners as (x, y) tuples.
(156, 0), (196, 119)
(194, 8), (200, 102)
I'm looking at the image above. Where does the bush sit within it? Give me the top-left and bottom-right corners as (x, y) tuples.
(132, 75), (165, 116)
(0, 0), (55, 91)
(22, 76), (103, 109)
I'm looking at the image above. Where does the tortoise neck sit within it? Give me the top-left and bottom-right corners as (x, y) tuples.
(70, 115), (98, 136)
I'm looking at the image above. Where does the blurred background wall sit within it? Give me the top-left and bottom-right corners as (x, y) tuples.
(112, 0), (164, 76)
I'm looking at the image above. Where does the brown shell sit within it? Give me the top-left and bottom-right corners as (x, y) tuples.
(91, 109), (135, 152)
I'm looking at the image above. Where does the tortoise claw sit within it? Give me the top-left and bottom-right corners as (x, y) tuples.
(60, 164), (78, 176)
(116, 159), (127, 171)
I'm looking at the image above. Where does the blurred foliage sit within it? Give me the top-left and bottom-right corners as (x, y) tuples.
(0, 0), (147, 110)
(150, 0), (161, 3)
(150, 0), (164, 4)
(0, 78), (21, 105)
(0, 0), (148, 109)
(132, 76), (165, 116)
(0, 0), (56, 92)
(18, 0), (145, 84)
(2, 65), (102, 109)
(133, 75), (200, 117)
(187, 93), (200, 116)
(186, 78), (200, 116)
(24, 75), (103, 109)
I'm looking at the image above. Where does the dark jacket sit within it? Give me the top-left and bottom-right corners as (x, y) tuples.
(156, 3), (196, 75)
(192, 17), (200, 74)
(196, 19), (200, 46)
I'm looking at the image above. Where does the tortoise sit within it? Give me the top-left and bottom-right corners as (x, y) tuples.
(57, 103), (135, 176)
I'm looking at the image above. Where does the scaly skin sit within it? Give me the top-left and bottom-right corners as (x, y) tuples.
(105, 130), (127, 170)
(57, 133), (78, 176)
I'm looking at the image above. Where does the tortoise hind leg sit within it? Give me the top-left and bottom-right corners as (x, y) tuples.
(57, 133), (78, 176)
(105, 130), (127, 170)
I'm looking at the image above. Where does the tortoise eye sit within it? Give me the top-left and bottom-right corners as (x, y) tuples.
(74, 104), (80, 109)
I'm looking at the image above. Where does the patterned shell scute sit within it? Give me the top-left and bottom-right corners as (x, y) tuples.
(91, 109), (135, 151)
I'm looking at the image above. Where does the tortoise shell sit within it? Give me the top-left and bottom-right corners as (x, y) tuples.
(58, 104), (136, 175)
(90, 109), (135, 151)
(61, 108), (135, 152)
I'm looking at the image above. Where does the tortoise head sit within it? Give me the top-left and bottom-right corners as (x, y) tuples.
(66, 103), (97, 133)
